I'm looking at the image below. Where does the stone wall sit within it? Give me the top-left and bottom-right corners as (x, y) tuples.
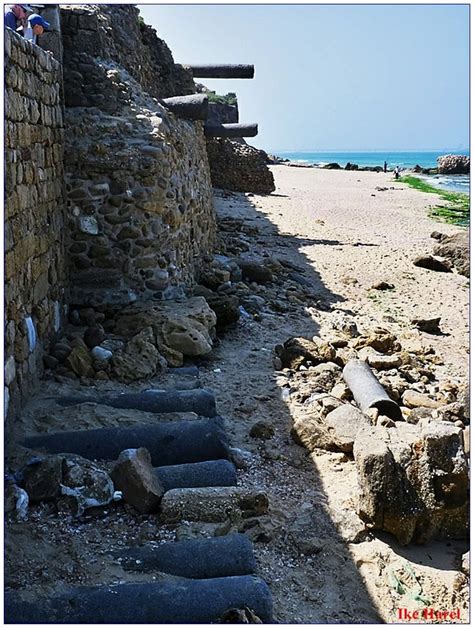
(206, 139), (276, 194)
(4, 29), (66, 418)
(60, 4), (194, 107)
(61, 4), (216, 305)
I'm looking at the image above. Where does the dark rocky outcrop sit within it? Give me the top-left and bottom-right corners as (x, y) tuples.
(437, 154), (470, 174)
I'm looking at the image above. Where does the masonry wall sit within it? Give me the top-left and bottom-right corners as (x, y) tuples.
(4, 28), (66, 418)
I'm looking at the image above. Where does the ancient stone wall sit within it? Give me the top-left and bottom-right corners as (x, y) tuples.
(60, 4), (195, 107)
(61, 4), (216, 305)
(206, 139), (276, 194)
(4, 29), (67, 418)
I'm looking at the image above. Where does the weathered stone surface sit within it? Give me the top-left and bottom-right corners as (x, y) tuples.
(84, 325), (105, 349)
(291, 412), (336, 452)
(111, 448), (164, 514)
(206, 138), (275, 194)
(160, 487), (269, 523)
(411, 317), (442, 334)
(64, 346), (94, 378)
(402, 390), (443, 409)
(353, 422), (468, 544)
(22, 454), (115, 516)
(413, 255), (452, 273)
(111, 327), (166, 383)
(276, 337), (336, 370)
(249, 421), (275, 440)
(325, 404), (371, 452)
(432, 232), (469, 278)
(205, 294), (240, 327)
(437, 154), (470, 174)
(5, 481), (29, 520)
(114, 298), (216, 365)
(237, 258), (273, 285)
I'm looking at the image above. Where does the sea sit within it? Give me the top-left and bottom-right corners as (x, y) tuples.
(275, 150), (470, 194)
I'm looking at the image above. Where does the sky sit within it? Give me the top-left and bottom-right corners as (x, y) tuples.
(137, 4), (470, 153)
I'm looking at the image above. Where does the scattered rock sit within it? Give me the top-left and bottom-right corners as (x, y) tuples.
(275, 337), (336, 370)
(433, 232), (469, 277)
(111, 327), (166, 383)
(402, 390), (443, 409)
(206, 294), (240, 327)
(330, 383), (351, 400)
(412, 317), (442, 334)
(218, 607), (263, 623)
(64, 346), (94, 378)
(22, 454), (116, 516)
(111, 448), (164, 514)
(413, 255), (452, 273)
(291, 411), (338, 452)
(5, 480), (29, 520)
(249, 421), (275, 440)
(84, 325), (106, 349)
(371, 281), (394, 291)
(325, 404), (371, 452)
(237, 258), (273, 284)
(90, 346), (113, 362)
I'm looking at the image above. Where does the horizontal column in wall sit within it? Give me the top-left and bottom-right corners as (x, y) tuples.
(204, 123), (258, 138)
(185, 64), (254, 79)
(161, 94), (209, 120)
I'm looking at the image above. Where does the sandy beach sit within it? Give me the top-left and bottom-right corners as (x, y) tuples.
(6, 166), (469, 623)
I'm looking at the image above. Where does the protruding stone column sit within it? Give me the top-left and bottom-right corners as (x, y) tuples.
(186, 64), (254, 79)
(204, 123), (258, 138)
(162, 94), (209, 120)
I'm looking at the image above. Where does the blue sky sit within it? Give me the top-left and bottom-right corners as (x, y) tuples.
(138, 4), (469, 153)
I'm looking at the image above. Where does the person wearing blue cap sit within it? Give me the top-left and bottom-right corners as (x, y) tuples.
(24, 12), (49, 43)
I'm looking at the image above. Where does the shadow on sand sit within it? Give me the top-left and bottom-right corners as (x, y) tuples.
(202, 189), (386, 623)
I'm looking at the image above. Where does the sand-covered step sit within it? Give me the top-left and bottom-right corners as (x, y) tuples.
(114, 533), (256, 578)
(52, 388), (217, 417)
(155, 459), (237, 491)
(159, 487), (269, 523)
(5, 575), (274, 623)
(22, 419), (229, 466)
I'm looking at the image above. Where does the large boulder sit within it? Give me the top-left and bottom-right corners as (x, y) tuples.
(111, 448), (165, 514)
(113, 297), (216, 367)
(437, 154), (470, 174)
(111, 327), (166, 383)
(22, 454), (116, 516)
(432, 232), (469, 278)
(353, 422), (468, 545)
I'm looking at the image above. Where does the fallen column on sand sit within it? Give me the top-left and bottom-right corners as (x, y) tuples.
(343, 359), (403, 421)
(22, 420), (229, 466)
(5, 576), (273, 624)
(114, 533), (256, 578)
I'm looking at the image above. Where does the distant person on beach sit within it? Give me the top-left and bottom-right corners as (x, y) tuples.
(394, 166), (400, 180)
(4, 4), (33, 33)
(383, 161), (387, 173)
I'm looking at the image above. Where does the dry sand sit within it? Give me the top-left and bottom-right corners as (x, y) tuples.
(5, 166), (469, 623)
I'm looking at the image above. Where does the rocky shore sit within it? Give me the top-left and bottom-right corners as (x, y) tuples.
(6, 167), (469, 623)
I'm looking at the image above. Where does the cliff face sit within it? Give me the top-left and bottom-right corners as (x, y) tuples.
(61, 4), (215, 305)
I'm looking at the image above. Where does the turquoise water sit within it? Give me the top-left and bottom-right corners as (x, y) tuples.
(275, 150), (469, 169)
(275, 150), (470, 193)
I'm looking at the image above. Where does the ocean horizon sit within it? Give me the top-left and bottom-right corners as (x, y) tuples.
(272, 150), (470, 193)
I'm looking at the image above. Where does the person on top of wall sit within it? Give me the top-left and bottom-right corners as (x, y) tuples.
(23, 12), (49, 44)
(4, 4), (34, 33)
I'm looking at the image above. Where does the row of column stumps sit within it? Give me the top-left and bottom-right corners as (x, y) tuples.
(10, 372), (274, 623)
